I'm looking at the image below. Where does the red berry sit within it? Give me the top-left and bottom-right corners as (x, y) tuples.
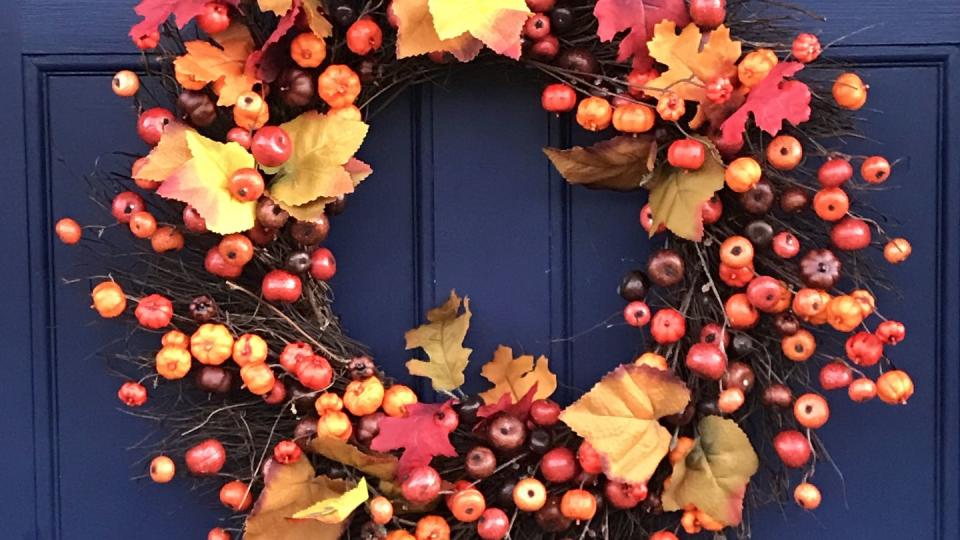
(135, 294), (174, 329)
(183, 205), (208, 233)
(309, 247), (337, 281)
(111, 191), (145, 224)
(117, 381), (148, 407)
(346, 17), (383, 56)
(846, 331), (884, 366)
(280, 342), (313, 372)
(401, 465), (442, 504)
(137, 107), (175, 145)
(185, 439), (227, 475)
(819, 361), (853, 390)
(540, 447), (577, 483)
(667, 139), (706, 170)
(705, 76), (733, 103)
(529, 35), (559, 61)
(626, 68), (660, 98)
(295, 354), (334, 390)
(817, 158), (853, 188)
(773, 430), (811, 468)
(699, 322), (730, 348)
(228, 168), (265, 202)
(205, 247), (243, 279)
(262, 269), (302, 303)
(132, 30), (160, 50)
(541, 83), (577, 113)
(476, 507), (510, 540)
(525, 0), (556, 10)
(273, 440), (302, 464)
(529, 399), (562, 427)
(745, 276), (782, 312)
(831, 217), (872, 251)
(226, 127), (251, 148)
(576, 440), (603, 475)
(772, 231), (800, 259)
(876, 320), (906, 345)
(700, 196), (723, 225)
(650, 308), (686, 344)
(197, 2), (231, 34)
(623, 300), (651, 327)
(251, 126), (292, 167)
(689, 0), (726, 29)
(605, 481), (647, 509)
(792, 33), (822, 63)
(685, 343), (728, 380)
(524, 13), (551, 40)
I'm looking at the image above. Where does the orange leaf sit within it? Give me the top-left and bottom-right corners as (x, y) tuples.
(428, 0), (531, 59)
(559, 364), (690, 484)
(645, 21), (741, 103)
(479, 345), (557, 404)
(133, 124), (191, 183)
(174, 22), (258, 105)
(392, 0), (483, 62)
(244, 460), (348, 540)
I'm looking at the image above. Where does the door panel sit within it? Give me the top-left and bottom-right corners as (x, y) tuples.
(5, 2), (959, 538)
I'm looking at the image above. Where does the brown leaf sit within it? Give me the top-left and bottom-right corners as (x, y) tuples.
(405, 291), (473, 392)
(310, 436), (399, 481)
(543, 136), (657, 191)
(244, 460), (349, 540)
(646, 137), (725, 241)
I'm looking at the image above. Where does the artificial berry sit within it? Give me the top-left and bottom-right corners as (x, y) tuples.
(623, 300), (651, 327)
(448, 488), (486, 522)
(526, 0), (555, 10)
(195, 365), (234, 394)
(402, 466), (442, 504)
(740, 178), (775, 214)
(251, 126), (292, 167)
(794, 482), (822, 510)
(476, 508), (510, 540)
(290, 216), (330, 245)
(744, 219), (774, 248)
(310, 247), (337, 281)
(276, 67), (316, 107)
(650, 308), (686, 344)
(819, 361), (853, 390)
(465, 446), (497, 479)
(848, 378), (877, 402)
(55, 218), (82, 244)
(831, 217), (872, 250)
(219, 480), (253, 512)
(723, 361), (755, 393)
(132, 30), (160, 50)
(513, 478), (547, 512)
(524, 13), (551, 40)
(762, 383), (794, 408)
(183, 205), (208, 232)
(219, 233), (255, 266)
(685, 343), (727, 380)
(177, 90), (216, 127)
(137, 108), (175, 145)
(773, 430), (811, 468)
(845, 331), (884, 367)
(256, 197), (290, 229)
(799, 249), (841, 289)
(884, 238), (912, 264)
(861, 155), (891, 183)
(605, 481), (647, 510)
(792, 33), (822, 63)
(689, 0), (726, 29)
(818, 158), (853, 188)
(135, 293), (174, 329)
(705, 77), (733, 103)
(149, 455), (176, 483)
(540, 447), (577, 483)
(273, 440), (302, 464)
(262, 269), (302, 303)
(111, 191), (145, 224)
(488, 414), (526, 451)
(285, 251), (312, 274)
(576, 440), (603, 475)
(348, 355), (377, 380)
(541, 83), (577, 113)
(779, 186), (810, 213)
(667, 139), (706, 170)
(118, 381), (148, 407)
(527, 428), (553, 454)
(197, 2), (231, 34)
(188, 295), (218, 323)
(112, 70), (140, 97)
(718, 387), (746, 413)
(227, 168), (264, 202)
(794, 393), (830, 429)
(772, 231), (800, 259)
(618, 270), (649, 301)
(549, 6), (574, 34)
(647, 249), (685, 287)
(346, 17), (383, 56)
(129, 211), (158, 238)
(529, 35), (559, 61)
(876, 320), (906, 345)
(185, 438), (227, 476)
(557, 48), (599, 74)
(529, 399), (561, 426)
(701, 196), (723, 224)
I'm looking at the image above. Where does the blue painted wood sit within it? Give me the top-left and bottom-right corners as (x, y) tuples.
(3, 2), (960, 539)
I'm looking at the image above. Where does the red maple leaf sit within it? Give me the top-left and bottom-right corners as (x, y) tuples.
(475, 383), (539, 431)
(719, 62), (812, 148)
(129, 0), (240, 41)
(594, 0), (690, 69)
(245, 1), (301, 82)
(370, 402), (458, 477)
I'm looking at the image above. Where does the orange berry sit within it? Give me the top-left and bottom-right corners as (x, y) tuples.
(833, 72), (868, 110)
(290, 32), (328, 68)
(793, 393), (830, 429)
(782, 329), (816, 362)
(513, 478), (547, 512)
(861, 156), (891, 183)
(369, 495), (394, 525)
(112, 70), (141, 97)
(766, 135), (803, 170)
(719, 235), (754, 267)
(149, 455), (176, 483)
(724, 157), (761, 192)
(794, 482), (822, 510)
(55, 218), (82, 244)
(884, 238), (912, 264)
(575, 96), (613, 131)
(129, 211), (157, 239)
(813, 187), (849, 221)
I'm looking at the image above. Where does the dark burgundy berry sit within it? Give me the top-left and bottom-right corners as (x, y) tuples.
(189, 295), (218, 323)
(697, 399), (720, 416)
(285, 251), (312, 274)
(535, 495), (573, 532)
(276, 67), (316, 107)
(195, 365), (234, 394)
(662, 402), (695, 426)
(331, 2), (357, 26)
(177, 90), (217, 127)
(722, 361), (755, 393)
(762, 383), (794, 408)
(527, 428), (552, 454)
(556, 47), (599, 74)
(326, 196), (347, 217)
(498, 479), (518, 507)
(744, 219), (774, 248)
(488, 414), (527, 451)
(355, 412), (385, 446)
(256, 197), (290, 229)
(773, 312), (800, 336)
(779, 187), (810, 213)
(293, 416), (318, 449)
(730, 333), (754, 357)
(289, 216), (330, 246)
(465, 446), (497, 479)
(549, 5), (575, 34)
(740, 178), (775, 214)
(618, 269), (649, 301)
(646, 249), (684, 287)
(456, 395), (484, 426)
(799, 249), (841, 289)
(347, 356), (376, 380)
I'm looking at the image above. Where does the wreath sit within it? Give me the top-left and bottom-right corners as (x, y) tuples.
(55, 0), (916, 538)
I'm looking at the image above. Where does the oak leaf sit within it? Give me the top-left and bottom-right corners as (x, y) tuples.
(310, 436), (398, 481)
(392, 0), (483, 62)
(559, 364), (690, 484)
(173, 23), (258, 106)
(244, 460), (348, 540)
(428, 0), (531, 59)
(543, 135), (657, 191)
(156, 130), (257, 234)
(662, 416), (759, 526)
(268, 111), (370, 207)
(404, 291), (472, 392)
(370, 402), (458, 477)
(719, 62), (811, 148)
(479, 346), (557, 405)
(593, 0), (690, 69)
(646, 137), (725, 241)
(645, 21), (742, 103)
(292, 477), (368, 523)
(129, 0), (240, 41)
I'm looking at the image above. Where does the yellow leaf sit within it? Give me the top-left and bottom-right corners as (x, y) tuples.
(559, 364), (690, 484)
(292, 477), (368, 524)
(275, 158), (373, 220)
(302, 0), (333, 38)
(647, 137), (725, 241)
(245, 460), (348, 540)
(310, 436), (398, 481)
(405, 291), (472, 392)
(427, 0), (530, 59)
(479, 345), (557, 404)
(269, 111), (370, 207)
(173, 23), (258, 106)
(662, 416), (759, 526)
(259, 0), (292, 16)
(156, 130), (257, 234)
(645, 21), (742, 103)
(133, 125), (191, 183)
(392, 0), (484, 62)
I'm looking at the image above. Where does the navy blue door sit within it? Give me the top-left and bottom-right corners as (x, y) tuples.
(2, 1), (959, 538)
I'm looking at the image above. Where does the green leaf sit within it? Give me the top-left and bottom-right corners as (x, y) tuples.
(544, 135), (657, 191)
(269, 111), (370, 207)
(292, 477), (369, 523)
(405, 291), (473, 392)
(661, 415), (759, 526)
(647, 137), (724, 241)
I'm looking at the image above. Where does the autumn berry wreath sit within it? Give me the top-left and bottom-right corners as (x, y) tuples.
(55, 0), (916, 538)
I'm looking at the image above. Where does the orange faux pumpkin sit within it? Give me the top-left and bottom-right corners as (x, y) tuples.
(850, 289), (876, 317)
(91, 281), (127, 318)
(575, 96), (613, 131)
(161, 329), (189, 349)
(240, 362), (276, 395)
(318, 65), (361, 108)
(232, 333), (268, 367)
(876, 370), (914, 405)
(414, 515), (450, 540)
(343, 376), (385, 416)
(382, 385), (418, 417)
(825, 295), (864, 332)
(611, 104), (655, 134)
(315, 392), (343, 415)
(156, 346), (192, 380)
(317, 410), (353, 441)
(191, 324), (235, 366)
(792, 288), (830, 323)
(560, 489), (597, 522)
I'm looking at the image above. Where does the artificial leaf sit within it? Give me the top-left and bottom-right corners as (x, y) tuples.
(246, 0), (301, 81)
(259, 0), (292, 16)
(593, 0), (689, 69)
(173, 23), (258, 106)
(133, 125), (191, 183)
(404, 291), (473, 392)
(245, 460), (348, 540)
(370, 402), (458, 476)
(559, 364), (690, 484)
(719, 62), (811, 148)
(129, 0), (240, 41)
(646, 21), (742, 103)
(476, 383), (539, 429)
(310, 436), (398, 481)
(662, 416), (759, 526)
(479, 345), (557, 404)
(156, 130), (257, 234)
(302, 0), (334, 38)
(292, 477), (368, 523)
(544, 135), (657, 192)
(646, 137), (725, 241)
(427, 0), (531, 59)
(392, 0), (484, 62)
(268, 111), (370, 207)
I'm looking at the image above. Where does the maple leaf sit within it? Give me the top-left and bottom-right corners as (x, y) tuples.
(370, 402), (458, 477)
(302, 0), (334, 38)
(646, 21), (742, 103)
(392, 0), (484, 62)
(258, 0), (292, 16)
(156, 130), (257, 234)
(719, 62), (812, 148)
(476, 383), (539, 430)
(246, 0), (301, 81)
(277, 158), (373, 221)
(646, 137), (725, 241)
(292, 477), (368, 523)
(662, 416), (759, 526)
(245, 460), (348, 540)
(479, 345), (557, 405)
(268, 111), (370, 207)
(404, 291), (473, 392)
(543, 135), (657, 191)
(428, 0), (531, 59)
(593, 0), (689, 69)
(174, 23), (258, 106)
(310, 436), (398, 481)
(133, 124), (192, 183)
(560, 364), (690, 484)
(129, 0), (240, 41)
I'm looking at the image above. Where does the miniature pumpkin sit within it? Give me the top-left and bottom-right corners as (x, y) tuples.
(240, 362), (276, 395)
(317, 410), (353, 441)
(162, 329), (189, 349)
(91, 281), (127, 318)
(232, 333), (268, 367)
(135, 293), (174, 329)
(876, 370), (914, 405)
(792, 288), (830, 323)
(825, 295), (864, 332)
(382, 385), (418, 417)
(295, 354), (334, 390)
(156, 346), (192, 380)
(850, 289), (876, 317)
(344, 376), (385, 416)
(414, 515), (450, 540)
(191, 324), (235, 366)
(315, 392), (343, 415)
